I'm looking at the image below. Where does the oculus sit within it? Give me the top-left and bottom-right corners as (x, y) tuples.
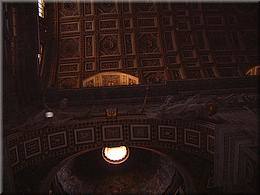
(102, 146), (130, 164)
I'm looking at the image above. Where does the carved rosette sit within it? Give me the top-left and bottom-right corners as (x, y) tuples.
(99, 35), (119, 56)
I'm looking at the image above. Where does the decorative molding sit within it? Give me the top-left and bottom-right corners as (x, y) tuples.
(7, 117), (226, 172)
(24, 137), (41, 159)
(184, 129), (201, 148)
(84, 3), (93, 15)
(85, 62), (94, 72)
(100, 19), (118, 30)
(99, 34), (120, 56)
(130, 124), (151, 140)
(85, 36), (94, 57)
(137, 33), (160, 54)
(97, 3), (117, 14)
(59, 2), (80, 18)
(74, 128), (95, 144)
(60, 22), (80, 34)
(59, 37), (80, 60)
(102, 125), (123, 141)
(85, 21), (93, 31)
(137, 17), (157, 28)
(158, 125), (177, 143)
(59, 63), (79, 73)
(48, 132), (67, 150)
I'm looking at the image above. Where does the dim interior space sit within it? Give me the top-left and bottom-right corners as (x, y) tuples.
(2, 1), (259, 194)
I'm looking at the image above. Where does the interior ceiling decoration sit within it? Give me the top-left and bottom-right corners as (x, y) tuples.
(83, 71), (139, 87)
(49, 2), (258, 89)
(2, 2), (258, 194)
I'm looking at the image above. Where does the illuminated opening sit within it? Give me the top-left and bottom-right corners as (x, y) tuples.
(83, 71), (139, 87)
(246, 66), (260, 76)
(38, 0), (45, 18)
(102, 146), (130, 164)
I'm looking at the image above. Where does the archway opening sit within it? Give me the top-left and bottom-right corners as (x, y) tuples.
(83, 71), (139, 87)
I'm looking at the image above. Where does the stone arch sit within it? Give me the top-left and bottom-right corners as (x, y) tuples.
(83, 71), (139, 87)
(8, 118), (215, 193)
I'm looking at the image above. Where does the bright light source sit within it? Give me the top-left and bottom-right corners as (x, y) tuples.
(38, 0), (45, 18)
(45, 111), (54, 118)
(102, 146), (129, 164)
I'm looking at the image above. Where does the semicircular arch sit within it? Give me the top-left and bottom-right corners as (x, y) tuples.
(83, 71), (139, 87)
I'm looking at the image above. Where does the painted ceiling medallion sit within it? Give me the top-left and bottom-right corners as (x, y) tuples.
(102, 146), (130, 164)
